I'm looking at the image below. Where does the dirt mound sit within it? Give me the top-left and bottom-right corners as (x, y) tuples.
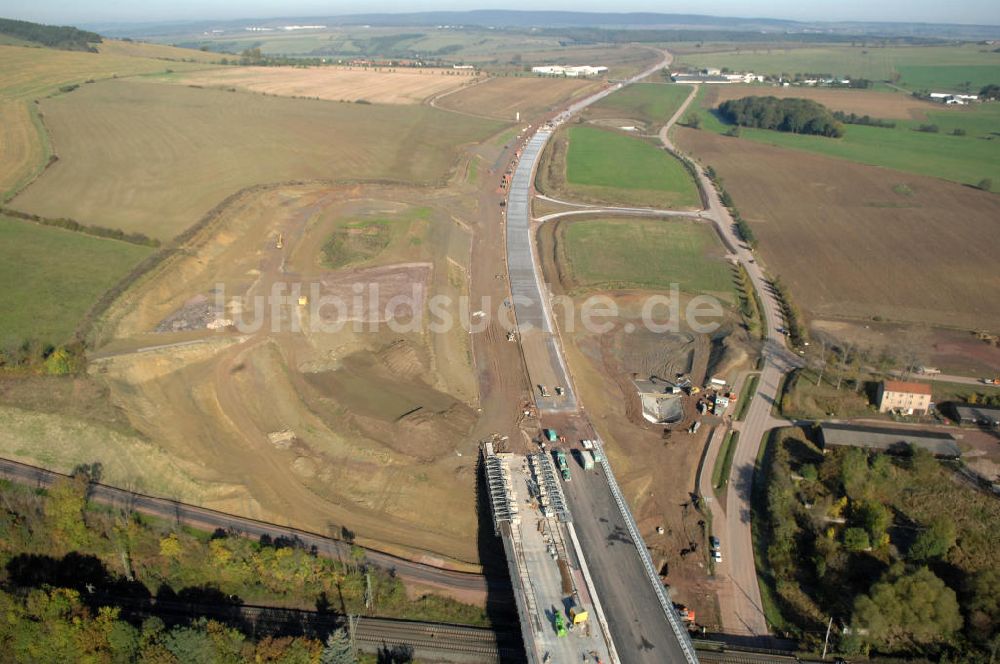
(155, 294), (221, 332)
(377, 339), (426, 379)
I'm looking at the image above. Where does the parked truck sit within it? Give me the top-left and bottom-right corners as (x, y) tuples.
(555, 449), (571, 481)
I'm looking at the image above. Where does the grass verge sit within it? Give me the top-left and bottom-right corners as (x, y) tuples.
(712, 430), (739, 493)
(734, 374), (759, 421)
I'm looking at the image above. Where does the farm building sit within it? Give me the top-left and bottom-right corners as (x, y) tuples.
(531, 65), (608, 77)
(877, 380), (932, 415)
(819, 423), (960, 458)
(949, 404), (1000, 428)
(671, 69), (764, 84)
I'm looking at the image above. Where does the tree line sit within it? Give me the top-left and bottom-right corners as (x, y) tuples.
(831, 111), (895, 128)
(718, 96), (844, 138)
(0, 473), (488, 662)
(0, 17), (101, 52)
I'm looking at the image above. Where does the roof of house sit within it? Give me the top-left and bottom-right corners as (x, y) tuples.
(820, 422), (960, 458)
(882, 380), (933, 396)
(952, 404), (1000, 423)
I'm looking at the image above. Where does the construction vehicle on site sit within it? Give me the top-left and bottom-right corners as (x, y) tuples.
(554, 612), (567, 637)
(555, 450), (571, 481)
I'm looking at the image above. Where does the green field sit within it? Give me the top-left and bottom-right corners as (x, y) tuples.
(0, 217), (153, 346)
(557, 217), (733, 298)
(586, 82), (693, 127)
(689, 86), (1000, 186)
(564, 125), (701, 207)
(677, 43), (1000, 92)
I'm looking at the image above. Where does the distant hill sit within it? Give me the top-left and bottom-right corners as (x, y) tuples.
(91, 10), (1000, 41)
(0, 17), (102, 52)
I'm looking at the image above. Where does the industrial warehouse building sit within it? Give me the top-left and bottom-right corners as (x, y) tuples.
(819, 423), (960, 458)
(949, 404), (1000, 428)
(531, 65), (608, 77)
(877, 380), (932, 415)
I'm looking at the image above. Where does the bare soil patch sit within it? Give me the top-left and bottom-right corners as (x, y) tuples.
(675, 127), (1000, 331)
(72, 183), (489, 565)
(179, 66), (477, 104)
(435, 76), (601, 120)
(555, 293), (751, 631)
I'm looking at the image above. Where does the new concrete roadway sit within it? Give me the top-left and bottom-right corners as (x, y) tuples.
(504, 51), (700, 664)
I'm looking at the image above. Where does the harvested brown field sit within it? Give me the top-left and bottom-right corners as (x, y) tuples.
(11, 79), (502, 239)
(0, 101), (45, 199)
(435, 76), (601, 120)
(675, 127), (1000, 330)
(706, 84), (940, 119)
(178, 66), (478, 104)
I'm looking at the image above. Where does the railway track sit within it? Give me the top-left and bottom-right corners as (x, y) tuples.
(354, 617), (521, 662)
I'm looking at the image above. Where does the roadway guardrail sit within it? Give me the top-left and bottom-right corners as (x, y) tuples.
(594, 439), (700, 664)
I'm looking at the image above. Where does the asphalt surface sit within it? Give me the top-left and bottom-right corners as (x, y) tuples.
(562, 461), (693, 664)
(504, 49), (700, 663)
(0, 457), (505, 600)
(662, 86), (803, 641)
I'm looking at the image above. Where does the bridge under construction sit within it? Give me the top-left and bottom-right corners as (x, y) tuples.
(482, 442), (614, 664)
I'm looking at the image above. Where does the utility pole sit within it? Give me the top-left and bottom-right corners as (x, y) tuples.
(347, 614), (358, 658)
(821, 615), (834, 659)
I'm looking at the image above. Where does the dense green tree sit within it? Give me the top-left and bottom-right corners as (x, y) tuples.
(851, 566), (962, 650)
(321, 627), (356, 664)
(44, 476), (90, 551)
(965, 569), (1000, 644)
(840, 447), (870, 500)
(0, 17), (101, 51)
(909, 517), (956, 562)
(162, 618), (244, 664)
(856, 500), (891, 543)
(718, 96), (843, 137)
(843, 527), (871, 552)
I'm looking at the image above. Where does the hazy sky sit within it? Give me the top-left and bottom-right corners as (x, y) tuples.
(4, 0), (999, 26)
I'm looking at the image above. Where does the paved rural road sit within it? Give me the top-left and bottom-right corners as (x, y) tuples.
(0, 457), (503, 600)
(506, 50), (702, 664)
(663, 86), (804, 641)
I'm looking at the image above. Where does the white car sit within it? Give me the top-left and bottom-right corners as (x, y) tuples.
(712, 550), (722, 563)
